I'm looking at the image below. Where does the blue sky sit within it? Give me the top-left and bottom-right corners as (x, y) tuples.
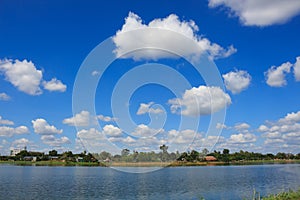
(1, 0), (300, 155)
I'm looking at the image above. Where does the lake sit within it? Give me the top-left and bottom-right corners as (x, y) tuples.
(0, 164), (299, 199)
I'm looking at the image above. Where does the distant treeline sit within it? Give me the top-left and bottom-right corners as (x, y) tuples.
(0, 150), (97, 163)
(1, 145), (300, 163)
(92, 147), (300, 163)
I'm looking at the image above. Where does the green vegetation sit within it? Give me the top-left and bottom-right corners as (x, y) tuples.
(253, 188), (300, 200)
(1, 146), (299, 167)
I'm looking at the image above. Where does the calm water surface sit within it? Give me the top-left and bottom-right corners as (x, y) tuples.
(0, 164), (299, 200)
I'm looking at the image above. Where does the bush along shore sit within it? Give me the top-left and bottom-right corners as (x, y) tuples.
(261, 188), (300, 200)
(1, 146), (300, 167)
(249, 188), (300, 200)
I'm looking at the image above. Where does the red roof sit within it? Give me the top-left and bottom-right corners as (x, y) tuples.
(205, 156), (217, 161)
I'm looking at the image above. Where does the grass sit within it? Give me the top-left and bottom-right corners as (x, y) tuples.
(261, 189), (300, 200)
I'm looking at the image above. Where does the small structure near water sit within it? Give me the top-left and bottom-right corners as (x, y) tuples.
(205, 156), (217, 161)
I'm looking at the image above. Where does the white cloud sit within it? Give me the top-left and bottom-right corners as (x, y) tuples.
(14, 126), (29, 135)
(32, 118), (62, 135)
(265, 62), (292, 87)
(201, 135), (225, 149)
(131, 124), (163, 137)
(0, 93), (10, 101)
(216, 123), (227, 129)
(262, 132), (282, 139)
(208, 0), (300, 26)
(264, 138), (285, 145)
(91, 70), (100, 76)
(222, 70), (251, 94)
(113, 12), (236, 61)
(234, 123), (250, 131)
(279, 110), (300, 124)
(77, 128), (104, 140)
(43, 78), (67, 92)
(11, 138), (30, 149)
(258, 125), (269, 132)
(137, 102), (164, 115)
(0, 126), (29, 137)
(259, 110), (300, 152)
(108, 136), (137, 144)
(294, 56), (300, 81)
(41, 135), (70, 147)
(228, 133), (257, 144)
(167, 129), (201, 145)
(0, 116), (14, 125)
(122, 136), (136, 144)
(103, 124), (122, 137)
(97, 115), (117, 122)
(168, 85), (231, 116)
(77, 128), (119, 154)
(63, 111), (91, 126)
(103, 124), (166, 151)
(0, 59), (43, 95)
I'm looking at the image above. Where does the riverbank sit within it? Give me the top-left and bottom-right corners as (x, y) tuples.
(1, 159), (300, 167)
(261, 188), (300, 200)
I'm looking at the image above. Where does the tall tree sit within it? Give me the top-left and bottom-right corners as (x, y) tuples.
(49, 150), (58, 156)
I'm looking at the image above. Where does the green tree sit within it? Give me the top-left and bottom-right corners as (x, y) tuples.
(160, 144), (169, 162)
(190, 150), (200, 162)
(49, 150), (58, 156)
(223, 149), (230, 155)
(121, 149), (130, 157)
(222, 149), (230, 162)
(99, 151), (112, 161)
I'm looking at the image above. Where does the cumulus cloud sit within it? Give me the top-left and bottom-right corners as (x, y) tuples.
(208, 0), (300, 26)
(259, 110), (300, 152)
(0, 59), (67, 95)
(77, 128), (104, 140)
(43, 78), (67, 92)
(131, 124), (163, 137)
(228, 133), (257, 144)
(32, 118), (62, 135)
(102, 124), (166, 151)
(222, 70), (251, 94)
(258, 125), (269, 132)
(167, 129), (201, 145)
(0, 116), (14, 125)
(103, 124), (122, 137)
(113, 12), (236, 61)
(279, 110), (300, 124)
(201, 135), (225, 149)
(136, 102), (164, 115)
(216, 123), (227, 129)
(97, 115), (117, 122)
(0, 59), (43, 95)
(63, 111), (91, 127)
(265, 62), (292, 87)
(294, 56), (300, 81)
(262, 132), (282, 139)
(0, 93), (10, 101)
(77, 128), (120, 154)
(41, 135), (70, 147)
(0, 126), (29, 137)
(234, 123), (250, 131)
(108, 135), (136, 144)
(168, 85), (231, 116)
(11, 138), (30, 149)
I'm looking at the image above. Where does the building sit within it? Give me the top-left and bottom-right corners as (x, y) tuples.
(10, 149), (22, 156)
(205, 156), (217, 161)
(10, 146), (27, 156)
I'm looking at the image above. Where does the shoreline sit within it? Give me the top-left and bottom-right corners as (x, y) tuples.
(1, 159), (299, 167)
